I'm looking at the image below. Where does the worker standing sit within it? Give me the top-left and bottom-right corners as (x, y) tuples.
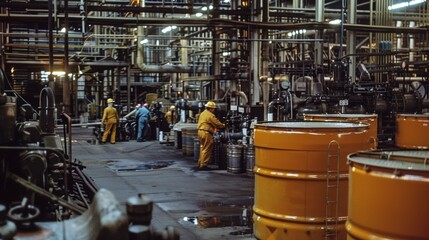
(136, 103), (150, 142)
(101, 98), (119, 144)
(197, 101), (225, 170)
(165, 105), (176, 127)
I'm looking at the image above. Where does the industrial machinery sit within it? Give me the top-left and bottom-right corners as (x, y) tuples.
(0, 68), (96, 226)
(0, 69), (181, 239)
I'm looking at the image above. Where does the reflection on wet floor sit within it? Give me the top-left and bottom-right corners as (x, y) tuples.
(107, 160), (174, 171)
(182, 201), (254, 236)
(86, 139), (101, 145)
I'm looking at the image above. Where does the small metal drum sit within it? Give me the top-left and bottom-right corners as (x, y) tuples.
(347, 150), (429, 239)
(395, 114), (429, 149)
(245, 144), (255, 174)
(253, 121), (371, 240)
(227, 144), (244, 173)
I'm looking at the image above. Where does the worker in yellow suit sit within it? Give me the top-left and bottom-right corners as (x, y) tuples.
(101, 98), (119, 144)
(197, 101), (225, 170)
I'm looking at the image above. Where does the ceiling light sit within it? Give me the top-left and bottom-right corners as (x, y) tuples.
(196, 12), (203, 17)
(140, 39), (148, 44)
(388, 0), (426, 10)
(329, 19), (342, 25)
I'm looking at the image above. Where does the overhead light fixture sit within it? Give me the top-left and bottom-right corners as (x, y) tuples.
(329, 19), (342, 25)
(196, 12), (203, 17)
(161, 26), (177, 34)
(140, 39), (148, 44)
(287, 29), (307, 37)
(388, 0), (426, 10)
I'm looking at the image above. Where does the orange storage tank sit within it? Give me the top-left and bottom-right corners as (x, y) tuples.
(253, 122), (371, 240)
(347, 150), (429, 239)
(304, 114), (378, 149)
(395, 114), (429, 149)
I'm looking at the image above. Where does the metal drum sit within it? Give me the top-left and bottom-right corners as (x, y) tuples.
(395, 114), (429, 149)
(181, 128), (188, 155)
(253, 122), (371, 240)
(347, 150), (429, 239)
(186, 128), (198, 156)
(214, 141), (227, 169)
(227, 144), (244, 173)
(304, 113), (378, 148)
(174, 130), (182, 149)
(245, 144), (255, 174)
(193, 137), (200, 162)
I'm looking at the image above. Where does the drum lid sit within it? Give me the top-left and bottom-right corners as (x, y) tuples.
(348, 150), (429, 171)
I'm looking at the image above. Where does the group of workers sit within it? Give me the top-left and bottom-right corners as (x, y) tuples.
(101, 98), (225, 171)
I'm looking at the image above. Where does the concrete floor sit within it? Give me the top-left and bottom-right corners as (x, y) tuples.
(71, 127), (256, 240)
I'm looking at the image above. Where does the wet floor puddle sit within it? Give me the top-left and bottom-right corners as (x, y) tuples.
(107, 160), (174, 171)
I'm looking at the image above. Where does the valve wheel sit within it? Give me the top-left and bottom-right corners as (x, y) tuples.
(7, 204), (40, 223)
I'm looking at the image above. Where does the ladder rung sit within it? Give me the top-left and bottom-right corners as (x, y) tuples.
(327, 185), (337, 188)
(327, 170), (338, 173)
(327, 200), (337, 204)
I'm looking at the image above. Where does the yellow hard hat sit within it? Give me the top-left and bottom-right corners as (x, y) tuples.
(107, 98), (115, 103)
(205, 101), (216, 108)
(170, 105), (175, 110)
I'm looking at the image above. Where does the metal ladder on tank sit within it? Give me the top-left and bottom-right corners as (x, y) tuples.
(325, 140), (340, 240)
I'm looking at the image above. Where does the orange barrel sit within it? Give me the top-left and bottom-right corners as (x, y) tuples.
(304, 113), (378, 148)
(395, 114), (429, 149)
(253, 122), (371, 240)
(347, 150), (429, 239)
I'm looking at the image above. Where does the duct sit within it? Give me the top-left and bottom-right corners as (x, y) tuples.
(232, 91), (248, 106)
(0, 14), (426, 34)
(135, 1), (197, 74)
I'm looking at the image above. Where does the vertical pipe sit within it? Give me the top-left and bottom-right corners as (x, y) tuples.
(251, 1), (261, 106)
(347, 0), (357, 83)
(315, 0), (325, 90)
(127, 67), (131, 113)
(212, 0), (221, 100)
(180, 38), (189, 98)
(48, 0), (53, 75)
(261, 0), (270, 120)
(369, 0), (373, 55)
(409, 21), (416, 62)
(64, 0), (71, 115)
(396, 21), (403, 50)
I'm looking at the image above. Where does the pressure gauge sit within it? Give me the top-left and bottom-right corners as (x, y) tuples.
(280, 80), (290, 90)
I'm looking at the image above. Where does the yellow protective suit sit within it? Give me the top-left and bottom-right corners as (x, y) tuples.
(197, 109), (225, 168)
(101, 105), (119, 143)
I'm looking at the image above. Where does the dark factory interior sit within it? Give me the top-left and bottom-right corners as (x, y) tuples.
(0, 0), (429, 239)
